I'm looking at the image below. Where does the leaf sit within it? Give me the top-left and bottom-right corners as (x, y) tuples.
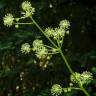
(0, 41), (14, 51)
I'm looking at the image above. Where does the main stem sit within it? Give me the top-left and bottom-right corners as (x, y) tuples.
(30, 17), (58, 49)
(59, 49), (90, 96)
(30, 17), (90, 96)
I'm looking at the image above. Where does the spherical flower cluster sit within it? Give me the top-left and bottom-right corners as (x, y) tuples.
(81, 71), (93, 85)
(59, 20), (70, 30)
(3, 13), (14, 27)
(45, 27), (54, 37)
(45, 20), (70, 42)
(21, 1), (35, 17)
(32, 39), (48, 59)
(70, 71), (93, 85)
(21, 1), (32, 11)
(33, 39), (43, 50)
(53, 27), (65, 40)
(21, 43), (31, 54)
(51, 84), (63, 96)
(70, 72), (81, 84)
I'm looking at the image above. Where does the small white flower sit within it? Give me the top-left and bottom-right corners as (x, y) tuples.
(51, 84), (62, 96)
(21, 1), (35, 17)
(3, 13), (14, 27)
(24, 7), (35, 17)
(21, 1), (32, 11)
(70, 72), (81, 84)
(53, 27), (65, 39)
(70, 71), (93, 85)
(45, 27), (54, 37)
(59, 20), (70, 29)
(32, 39), (48, 59)
(21, 43), (31, 54)
(81, 71), (93, 84)
(32, 39), (43, 51)
(36, 47), (48, 59)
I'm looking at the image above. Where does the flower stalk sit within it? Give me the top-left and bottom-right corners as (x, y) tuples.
(30, 16), (90, 96)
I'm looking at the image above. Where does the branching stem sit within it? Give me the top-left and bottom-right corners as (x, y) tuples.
(30, 16), (90, 96)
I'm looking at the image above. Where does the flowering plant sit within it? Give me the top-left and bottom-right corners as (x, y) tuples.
(3, 1), (93, 96)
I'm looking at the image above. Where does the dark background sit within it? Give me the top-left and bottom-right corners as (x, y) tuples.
(0, 0), (96, 96)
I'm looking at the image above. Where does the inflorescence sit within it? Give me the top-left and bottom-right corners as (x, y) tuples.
(51, 71), (93, 96)
(21, 43), (31, 54)
(32, 39), (48, 59)
(3, 13), (14, 27)
(51, 84), (63, 96)
(70, 71), (93, 85)
(21, 1), (35, 18)
(3, 1), (70, 59)
(45, 20), (70, 47)
(3, 1), (35, 27)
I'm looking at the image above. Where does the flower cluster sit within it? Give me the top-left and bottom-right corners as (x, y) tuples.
(45, 20), (70, 46)
(21, 43), (31, 54)
(53, 27), (65, 40)
(70, 71), (93, 85)
(32, 39), (59, 59)
(70, 72), (81, 84)
(21, 1), (35, 18)
(51, 84), (63, 96)
(45, 27), (54, 37)
(32, 39), (48, 59)
(21, 1), (32, 11)
(3, 13), (14, 27)
(81, 71), (93, 85)
(59, 20), (70, 30)
(3, 1), (35, 27)
(20, 39), (58, 60)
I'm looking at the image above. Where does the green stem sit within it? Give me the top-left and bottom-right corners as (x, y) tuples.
(30, 17), (90, 96)
(43, 45), (55, 49)
(58, 49), (73, 73)
(71, 87), (81, 90)
(15, 22), (33, 25)
(30, 17), (58, 49)
(58, 49), (90, 96)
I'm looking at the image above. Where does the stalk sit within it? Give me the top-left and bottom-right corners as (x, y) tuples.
(30, 17), (90, 96)
(58, 49), (90, 96)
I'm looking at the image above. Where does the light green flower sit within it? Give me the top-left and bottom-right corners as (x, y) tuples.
(45, 27), (54, 37)
(70, 71), (93, 85)
(21, 1), (35, 17)
(51, 84), (62, 96)
(81, 71), (93, 85)
(32, 39), (43, 51)
(21, 1), (32, 11)
(32, 39), (48, 59)
(25, 8), (35, 17)
(21, 43), (31, 54)
(36, 46), (48, 59)
(3, 13), (14, 27)
(70, 72), (81, 84)
(53, 27), (65, 40)
(59, 20), (70, 29)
